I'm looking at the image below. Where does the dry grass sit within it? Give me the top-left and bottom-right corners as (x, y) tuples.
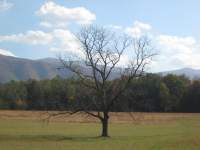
(0, 110), (199, 124)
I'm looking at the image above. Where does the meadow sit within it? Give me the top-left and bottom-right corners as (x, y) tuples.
(0, 111), (200, 150)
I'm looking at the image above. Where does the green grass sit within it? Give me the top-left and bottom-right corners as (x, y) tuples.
(0, 116), (200, 150)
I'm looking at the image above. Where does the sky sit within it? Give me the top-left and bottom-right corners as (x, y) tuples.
(0, 0), (200, 72)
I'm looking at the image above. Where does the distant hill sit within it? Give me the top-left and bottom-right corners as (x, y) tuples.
(0, 54), (200, 83)
(159, 68), (200, 79)
(0, 55), (73, 83)
(37, 57), (60, 64)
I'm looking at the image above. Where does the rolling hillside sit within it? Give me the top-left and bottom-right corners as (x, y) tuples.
(0, 54), (200, 83)
(160, 68), (200, 79)
(0, 55), (71, 83)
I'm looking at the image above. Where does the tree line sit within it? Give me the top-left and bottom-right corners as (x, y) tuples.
(0, 74), (199, 112)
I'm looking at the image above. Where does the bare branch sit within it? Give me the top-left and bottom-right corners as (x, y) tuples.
(57, 25), (155, 137)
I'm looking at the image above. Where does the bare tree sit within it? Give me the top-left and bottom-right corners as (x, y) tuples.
(54, 25), (155, 137)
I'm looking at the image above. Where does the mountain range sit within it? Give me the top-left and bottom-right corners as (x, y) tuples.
(159, 68), (200, 79)
(0, 54), (73, 83)
(0, 54), (200, 83)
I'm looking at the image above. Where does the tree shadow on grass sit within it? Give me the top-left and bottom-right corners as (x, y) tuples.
(0, 133), (185, 142)
(0, 134), (109, 142)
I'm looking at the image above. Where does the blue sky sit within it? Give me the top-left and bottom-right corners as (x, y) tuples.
(0, 0), (200, 72)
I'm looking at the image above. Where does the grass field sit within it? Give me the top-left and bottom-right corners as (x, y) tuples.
(0, 111), (200, 150)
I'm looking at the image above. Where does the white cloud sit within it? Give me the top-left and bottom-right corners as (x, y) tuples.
(0, 30), (54, 45)
(158, 35), (196, 55)
(118, 54), (130, 67)
(0, 0), (13, 12)
(0, 48), (15, 57)
(0, 29), (83, 56)
(125, 21), (152, 38)
(1, 16), (200, 72)
(150, 35), (200, 72)
(39, 21), (53, 28)
(106, 24), (123, 30)
(111, 20), (200, 72)
(109, 20), (200, 72)
(50, 29), (84, 57)
(36, 1), (96, 28)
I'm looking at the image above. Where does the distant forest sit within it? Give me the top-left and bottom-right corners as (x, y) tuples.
(0, 73), (199, 112)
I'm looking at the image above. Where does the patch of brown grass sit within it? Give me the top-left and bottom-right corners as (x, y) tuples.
(0, 110), (199, 124)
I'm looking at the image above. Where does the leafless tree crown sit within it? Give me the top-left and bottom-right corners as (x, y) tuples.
(56, 25), (155, 121)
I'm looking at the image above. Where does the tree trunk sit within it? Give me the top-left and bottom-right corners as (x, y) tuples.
(101, 112), (109, 137)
